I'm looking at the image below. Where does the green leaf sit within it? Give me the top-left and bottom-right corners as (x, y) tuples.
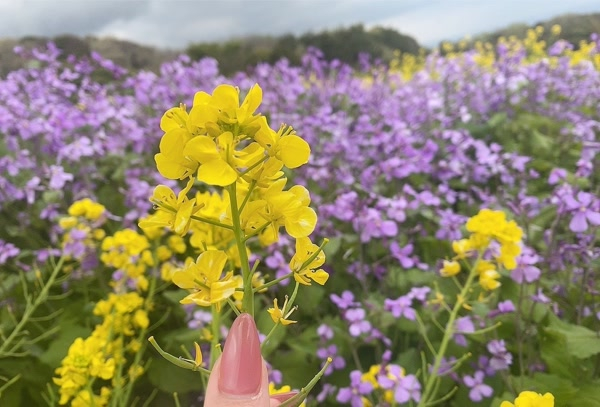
(545, 317), (600, 359)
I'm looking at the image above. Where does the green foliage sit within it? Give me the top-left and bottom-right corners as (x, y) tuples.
(186, 24), (420, 75)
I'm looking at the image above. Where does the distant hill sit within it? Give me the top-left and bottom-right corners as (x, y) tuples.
(1, 12), (599, 77)
(185, 24), (421, 74)
(0, 34), (178, 77)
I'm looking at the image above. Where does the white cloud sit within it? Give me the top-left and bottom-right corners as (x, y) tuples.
(372, 0), (600, 46)
(1, 0), (600, 49)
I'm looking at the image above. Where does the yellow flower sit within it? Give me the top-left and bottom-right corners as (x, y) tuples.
(452, 238), (473, 258)
(188, 84), (263, 137)
(440, 260), (461, 277)
(155, 128), (198, 180)
(183, 132), (264, 186)
(289, 237), (329, 285)
(268, 296), (298, 325)
(500, 391), (554, 407)
(361, 365), (381, 388)
(498, 242), (521, 270)
(139, 178), (200, 236)
(252, 179), (317, 244)
(479, 269), (501, 291)
(59, 216), (78, 229)
(154, 104), (200, 180)
(68, 198), (106, 221)
(171, 250), (238, 309)
(254, 120), (310, 169)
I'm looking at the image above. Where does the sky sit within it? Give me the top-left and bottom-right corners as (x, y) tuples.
(2, 0), (600, 49)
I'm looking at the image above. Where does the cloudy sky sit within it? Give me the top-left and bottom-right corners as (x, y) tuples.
(2, 0), (600, 49)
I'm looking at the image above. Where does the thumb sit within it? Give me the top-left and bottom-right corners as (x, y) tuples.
(204, 313), (272, 406)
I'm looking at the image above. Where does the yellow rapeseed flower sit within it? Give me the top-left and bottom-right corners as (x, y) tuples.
(501, 391), (554, 407)
(289, 237), (329, 285)
(171, 250), (238, 309)
(440, 260), (461, 277)
(268, 296), (298, 325)
(254, 119), (311, 169)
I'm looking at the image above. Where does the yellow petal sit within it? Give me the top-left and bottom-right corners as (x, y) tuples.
(211, 84), (239, 110)
(210, 279), (238, 303)
(285, 207), (317, 238)
(171, 270), (198, 290)
(279, 135), (310, 168)
(194, 342), (203, 367)
(193, 91), (211, 106)
(242, 84), (262, 114)
(183, 136), (219, 164)
(196, 250), (229, 281)
(174, 199), (195, 235)
(293, 272), (312, 286)
(310, 269), (329, 285)
(197, 159), (238, 186)
(160, 106), (189, 132)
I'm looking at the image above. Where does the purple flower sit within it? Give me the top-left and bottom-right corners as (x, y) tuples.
(408, 286), (431, 302)
(563, 191), (600, 233)
(454, 316), (475, 347)
(511, 247), (541, 283)
(47, 165), (73, 189)
(384, 295), (416, 320)
(463, 371), (493, 402)
(378, 365), (421, 404)
(345, 308), (372, 337)
(548, 168), (567, 185)
(489, 300), (516, 318)
(354, 208), (398, 242)
(188, 310), (212, 330)
(0, 240), (19, 264)
(331, 291), (357, 310)
(487, 340), (512, 371)
(317, 324), (334, 341)
(390, 242), (421, 269)
(336, 370), (373, 407)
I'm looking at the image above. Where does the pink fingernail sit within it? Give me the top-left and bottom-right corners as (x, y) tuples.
(271, 391), (298, 402)
(219, 313), (262, 397)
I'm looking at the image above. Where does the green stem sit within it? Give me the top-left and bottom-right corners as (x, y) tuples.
(418, 256), (481, 406)
(147, 337), (210, 375)
(189, 214), (234, 230)
(0, 256), (65, 356)
(254, 272), (294, 292)
(238, 180), (257, 213)
(227, 184), (254, 316)
(210, 304), (221, 368)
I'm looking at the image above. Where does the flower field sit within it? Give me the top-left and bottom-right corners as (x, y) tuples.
(1, 28), (600, 406)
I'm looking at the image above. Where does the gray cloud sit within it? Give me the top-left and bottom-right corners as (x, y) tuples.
(1, 1), (148, 38)
(1, 0), (600, 49)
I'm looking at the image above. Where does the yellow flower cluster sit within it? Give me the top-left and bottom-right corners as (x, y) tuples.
(441, 209), (522, 292)
(54, 292), (149, 406)
(501, 391), (554, 407)
(53, 336), (113, 406)
(100, 229), (154, 291)
(67, 198), (106, 221)
(396, 25), (600, 82)
(59, 199), (107, 264)
(140, 84), (327, 309)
